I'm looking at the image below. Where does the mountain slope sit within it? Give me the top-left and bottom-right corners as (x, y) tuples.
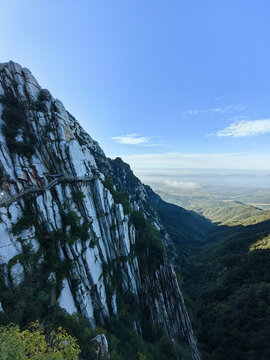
(157, 190), (270, 226)
(156, 200), (211, 264)
(183, 217), (270, 360)
(106, 157), (211, 266)
(0, 61), (204, 360)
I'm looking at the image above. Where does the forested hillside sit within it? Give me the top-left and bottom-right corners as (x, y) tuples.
(182, 215), (270, 360)
(157, 190), (270, 226)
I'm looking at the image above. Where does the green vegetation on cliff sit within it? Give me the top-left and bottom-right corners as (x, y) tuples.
(156, 200), (211, 263)
(0, 92), (36, 157)
(0, 321), (80, 360)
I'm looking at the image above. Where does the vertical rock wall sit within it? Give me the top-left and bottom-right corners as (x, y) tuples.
(0, 61), (201, 359)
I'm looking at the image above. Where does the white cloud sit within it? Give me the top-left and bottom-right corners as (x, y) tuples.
(111, 133), (165, 146)
(185, 104), (245, 116)
(216, 94), (233, 101)
(214, 118), (270, 137)
(187, 110), (199, 115)
(228, 115), (249, 122)
(164, 180), (201, 190)
(112, 133), (150, 145)
(120, 152), (270, 170)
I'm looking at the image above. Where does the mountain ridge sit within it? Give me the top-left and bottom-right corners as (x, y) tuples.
(0, 60), (206, 359)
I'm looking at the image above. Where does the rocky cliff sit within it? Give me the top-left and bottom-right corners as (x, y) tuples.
(0, 61), (201, 359)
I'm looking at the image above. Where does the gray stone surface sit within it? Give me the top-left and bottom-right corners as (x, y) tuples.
(0, 61), (201, 360)
(91, 334), (110, 359)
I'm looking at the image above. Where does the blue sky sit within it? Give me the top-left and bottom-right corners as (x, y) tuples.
(1, 0), (270, 170)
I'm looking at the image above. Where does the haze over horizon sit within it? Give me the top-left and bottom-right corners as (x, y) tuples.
(1, 0), (270, 171)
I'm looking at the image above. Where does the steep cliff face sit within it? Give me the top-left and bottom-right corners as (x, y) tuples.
(0, 61), (201, 359)
(107, 157), (211, 266)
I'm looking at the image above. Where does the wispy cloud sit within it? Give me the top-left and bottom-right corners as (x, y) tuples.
(112, 133), (150, 145)
(111, 133), (165, 146)
(227, 115), (249, 122)
(215, 94), (233, 101)
(164, 180), (201, 190)
(185, 104), (246, 116)
(213, 118), (270, 137)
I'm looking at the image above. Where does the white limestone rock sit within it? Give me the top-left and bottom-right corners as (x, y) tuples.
(58, 278), (77, 315)
(91, 334), (110, 359)
(0, 60), (202, 360)
(10, 262), (24, 287)
(111, 293), (117, 315)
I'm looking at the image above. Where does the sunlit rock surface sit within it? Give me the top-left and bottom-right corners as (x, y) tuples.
(0, 61), (201, 360)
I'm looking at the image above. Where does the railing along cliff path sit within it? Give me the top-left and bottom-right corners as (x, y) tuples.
(0, 175), (93, 207)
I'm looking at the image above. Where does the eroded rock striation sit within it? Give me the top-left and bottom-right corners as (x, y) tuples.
(0, 61), (201, 360)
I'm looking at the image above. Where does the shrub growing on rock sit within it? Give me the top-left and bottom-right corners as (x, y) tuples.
(0, 321), (80, 360)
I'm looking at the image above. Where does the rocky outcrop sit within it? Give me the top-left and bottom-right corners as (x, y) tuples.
(0, 61), (201, 359)
(140, 264), (201, 360)
(91, 334), (110, 359)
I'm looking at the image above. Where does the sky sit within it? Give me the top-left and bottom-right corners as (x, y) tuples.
(1, 0), (270, 171)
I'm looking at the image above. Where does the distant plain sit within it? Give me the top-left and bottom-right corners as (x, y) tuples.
(135, 169), (270, 211)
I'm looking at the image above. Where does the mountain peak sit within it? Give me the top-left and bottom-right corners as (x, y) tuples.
(0, 62), (202, 360)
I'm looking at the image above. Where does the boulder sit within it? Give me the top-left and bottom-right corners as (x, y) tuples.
(90, 334), (110, 359)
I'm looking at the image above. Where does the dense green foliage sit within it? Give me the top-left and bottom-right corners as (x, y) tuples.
(96, 287), (191, 360)
(0, 279), (190, 360)
(61, 209), (90, 243)
(156, 200), (211, 263)
(196, 201), (270, 226)
(158, 191), (270, 226)
(158, 190), (270, 359)
(71, 190), (85, 202)
(0, 92), (36, 156)
(250, 234), (270, 250)
(35, 89), (51, 112)
(183, 218), (270, 360)
(1, 193), (187, 360)
(2, 200), (75, 328)
(0, 321), (80, 360)
(107, 319), (191, 360)
(103, 176), (131, 214)
(130, 211), (165, 271)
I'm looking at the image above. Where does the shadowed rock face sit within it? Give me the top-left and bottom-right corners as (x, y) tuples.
(0, 61), (201, 360)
